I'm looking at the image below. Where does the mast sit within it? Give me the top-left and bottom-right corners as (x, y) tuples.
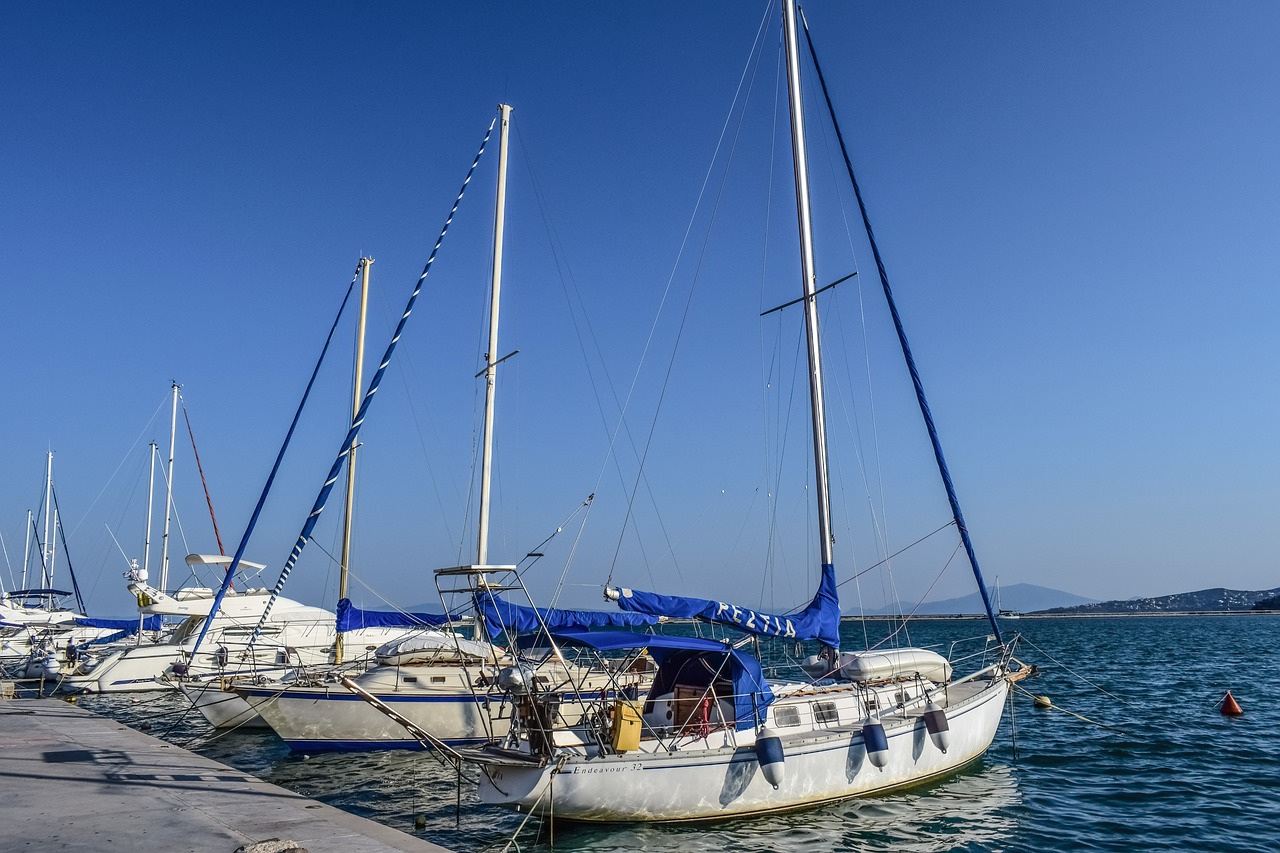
(476, 103), (513, 566)
(41, 451), (55, 605)
(783, 0), (835, 574)
(21, 510), (32, 591)
(335, 257), (372, 665)
(143, 442), (157, 577)
(159, 381), (179, 592)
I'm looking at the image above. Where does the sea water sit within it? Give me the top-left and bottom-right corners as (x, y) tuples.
(83, 615), (1280, 852)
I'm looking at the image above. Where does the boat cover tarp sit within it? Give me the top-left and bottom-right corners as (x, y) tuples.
(4, 588), (73, 598)
(528, 629), (774, 730)
(476, 591), (658, 637)
(73, 616), (164, 632)
(335, 598), (452, 632)
(80, 629), (138, 647)
(612, 562), (841, 649)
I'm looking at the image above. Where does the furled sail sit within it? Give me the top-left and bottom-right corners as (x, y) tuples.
(608, 562), (841, 649)
(476, 590), (659, 637)
(73, 615), (164, 632)
(335, 598), (453, 632)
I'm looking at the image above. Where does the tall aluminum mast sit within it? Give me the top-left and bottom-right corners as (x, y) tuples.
(143, 442), (157, 576)
(335, 256), (372, 665)
(476, 103), (513, 566)
(42, 452), (54, 593)
(159, 381), (180, 592)
(783, 0), (835, 571)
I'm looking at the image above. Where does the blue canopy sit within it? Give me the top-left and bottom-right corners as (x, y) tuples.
(335, 598), (452, 632)
(534, 629), (773, 730)
(74, 616), (164, 632)
(5, 588), (73, 598)
(612, 562), (841, 649)
(477, 591), (658, 637)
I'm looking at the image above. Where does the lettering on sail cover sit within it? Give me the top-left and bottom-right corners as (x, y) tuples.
(715, 601), (796, 637)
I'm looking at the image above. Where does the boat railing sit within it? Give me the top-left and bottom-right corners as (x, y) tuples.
(946, 632), (1006, 671)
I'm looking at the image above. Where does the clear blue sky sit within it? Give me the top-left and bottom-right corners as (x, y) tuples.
(3, 2), (1278, 619)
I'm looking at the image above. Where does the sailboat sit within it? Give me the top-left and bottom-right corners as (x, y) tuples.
(179, 257), (459, 729)
(461, 0), (1025, 822)
(235, 105), (654, 749)
(59, 380), (414, 695)
(0, 452), (126, 676)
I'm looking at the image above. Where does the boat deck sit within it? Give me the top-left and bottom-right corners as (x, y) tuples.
(0, 696), (450, 852)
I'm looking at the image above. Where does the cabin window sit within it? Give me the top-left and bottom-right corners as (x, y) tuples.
(772, 705), (801, 728)
(403, 676), (418, 683)
(812, 701), (839, 725)
(431, 676), (447, 684)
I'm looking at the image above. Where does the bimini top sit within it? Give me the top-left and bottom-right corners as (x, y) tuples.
(525, 629), (774, 730)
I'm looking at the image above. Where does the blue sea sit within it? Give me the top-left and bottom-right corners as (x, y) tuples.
(82, 615), (1280, 852)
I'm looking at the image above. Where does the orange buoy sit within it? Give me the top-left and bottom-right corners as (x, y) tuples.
(1220, 690), (1243, 717)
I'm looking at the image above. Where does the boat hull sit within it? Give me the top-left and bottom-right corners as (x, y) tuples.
(238, 678), (511, 750)
(476, 677), (1008, 822)
(180, 682), (270, 729)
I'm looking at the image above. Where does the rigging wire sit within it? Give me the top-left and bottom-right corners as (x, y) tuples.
(800, 7), (1004, 647)
(181, 395), (226, 557)
(512, 120), (677, 597)
(1016, 635), (1138, 709)
(602, 1), (777, 592)
(66, 392), (171, 539)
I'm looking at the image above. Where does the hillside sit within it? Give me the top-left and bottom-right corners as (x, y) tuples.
(853, 583), (1095, 616)
(1039, 586), (1280, 615)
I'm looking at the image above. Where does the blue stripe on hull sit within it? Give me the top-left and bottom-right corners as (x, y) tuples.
(283, 736), (489, 753)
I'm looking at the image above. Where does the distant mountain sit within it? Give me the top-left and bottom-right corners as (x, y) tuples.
(852, 583), (1095, 616)
(1040, 586), (1280, 615)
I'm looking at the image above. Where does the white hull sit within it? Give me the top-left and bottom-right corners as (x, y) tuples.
(180, 682), (270, 729)
(59, 623), (411, 694)
(239, 660), (647, 751)
(0, 624), (133, 665)
(239, 673), (506, 750)
(476, 676), (1008, 822)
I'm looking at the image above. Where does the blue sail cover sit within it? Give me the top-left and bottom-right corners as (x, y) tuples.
(613, 562), (841, 649)
(476, 591), (659, 638)
(74, 616), (164, 632)
(335, 598), (452, 632)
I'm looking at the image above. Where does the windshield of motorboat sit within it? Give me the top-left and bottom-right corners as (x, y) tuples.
(167, 615), (206, 644)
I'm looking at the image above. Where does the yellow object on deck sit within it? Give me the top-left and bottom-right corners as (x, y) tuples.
(611, 701), (643, 752)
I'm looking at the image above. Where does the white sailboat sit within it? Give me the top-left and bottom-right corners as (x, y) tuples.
(179, 257), (454, 728)
(235, 105), (653, 748)
(463, 0), (1025, 822)
(58, 552), (412, 693)
(0, 452), (123, 676)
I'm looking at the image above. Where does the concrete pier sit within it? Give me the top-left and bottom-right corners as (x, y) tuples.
(0, 697), (450, 852)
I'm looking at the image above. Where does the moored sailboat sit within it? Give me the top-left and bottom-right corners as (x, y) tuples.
(461, 0), (1025, 822)
(235, 105), (656, 749)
